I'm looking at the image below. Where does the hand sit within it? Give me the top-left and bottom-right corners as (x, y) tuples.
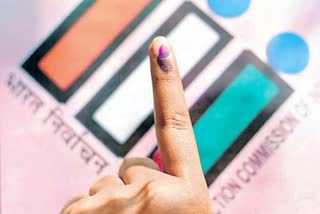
(61, 37), (212, 214)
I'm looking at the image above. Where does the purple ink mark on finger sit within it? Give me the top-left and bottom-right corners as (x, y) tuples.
(157, 44), (172, 72)
(158, 45), (170, 58)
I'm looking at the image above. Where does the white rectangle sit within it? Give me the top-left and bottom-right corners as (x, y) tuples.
(93, 13), (220, 144)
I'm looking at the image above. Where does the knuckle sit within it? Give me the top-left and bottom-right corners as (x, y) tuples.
(120, 166), (132, 178)
(153, 72), (177, 86)
(158, 111), (190, 131)
(104, 192), (127, 209)
(119, 158), (134, 175)
(122, 165), (143, 178)
(120, 157), (153, 175)
(95, 176), (110, 185)
(109, 191), (124, 202)
(89, 176), (113, 195)
(89, 179), (103, 195)
(121, 157), (133, 166)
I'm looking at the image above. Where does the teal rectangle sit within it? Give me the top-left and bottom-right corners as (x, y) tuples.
(194, 64), (279, 173)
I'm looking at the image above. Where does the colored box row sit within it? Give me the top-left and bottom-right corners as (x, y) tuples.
(22, 1), (293, 184)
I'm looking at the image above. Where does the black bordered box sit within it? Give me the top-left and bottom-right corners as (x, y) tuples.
(188, 50), (293, 185)
(77, 1), (233, 157)
(22, 0), (161, 102)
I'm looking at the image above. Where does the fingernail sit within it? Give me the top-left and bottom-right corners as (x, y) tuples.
(157, 44), (173, 72)
(152, 149), (164, 172)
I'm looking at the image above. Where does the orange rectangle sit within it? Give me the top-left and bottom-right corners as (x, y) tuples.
(39, 0), (151, 91)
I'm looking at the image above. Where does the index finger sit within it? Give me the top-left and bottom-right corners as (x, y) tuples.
(149, 37), (203, 181)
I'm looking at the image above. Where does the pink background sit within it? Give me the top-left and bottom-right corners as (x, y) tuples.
(1, 0), (320, 213)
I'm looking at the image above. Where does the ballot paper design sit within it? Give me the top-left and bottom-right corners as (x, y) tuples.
(2, 0), (320, 213)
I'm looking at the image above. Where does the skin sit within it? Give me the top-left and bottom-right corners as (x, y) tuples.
(61, 36), (213, 214)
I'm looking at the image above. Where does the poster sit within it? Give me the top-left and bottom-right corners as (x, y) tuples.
(1, 0), (320, 213)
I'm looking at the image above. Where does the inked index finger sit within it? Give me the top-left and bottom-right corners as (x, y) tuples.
(149, 37), (203, 181)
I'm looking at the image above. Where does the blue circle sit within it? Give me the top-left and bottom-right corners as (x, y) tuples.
(267, 32), (310, 74)
(208, 0), (251, 18)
